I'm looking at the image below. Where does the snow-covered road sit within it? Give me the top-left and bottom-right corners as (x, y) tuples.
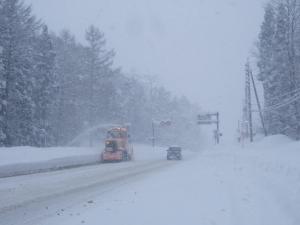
(0, 160), (176, 225)
(0, 145), (184, 225)
(1, 136), (300, 225)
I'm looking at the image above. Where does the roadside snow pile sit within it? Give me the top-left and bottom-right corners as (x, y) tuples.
(250, 134), (293, 149)
(209, 135), (300, 188)
(0, 144), (169, 178)
(238, 135), (300, 177)
(0, 147), (102, 178)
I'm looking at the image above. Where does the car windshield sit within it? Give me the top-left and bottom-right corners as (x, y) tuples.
(107, 130), (126, 138)
(105, 141), (116, 148)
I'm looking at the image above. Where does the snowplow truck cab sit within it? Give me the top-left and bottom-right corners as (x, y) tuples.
(101, 128), (133, 162)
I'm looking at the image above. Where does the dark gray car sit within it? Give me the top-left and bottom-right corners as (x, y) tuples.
(167, 146), (182, 160)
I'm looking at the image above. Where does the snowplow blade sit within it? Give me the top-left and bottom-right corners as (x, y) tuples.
(102, 151), (123, 162)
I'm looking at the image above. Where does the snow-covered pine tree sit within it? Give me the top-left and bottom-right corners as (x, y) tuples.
(0, 0), (40, 146)
(258, 3), (275, 83)
(32, 25), (56, 147)
(257, 2), (285, 135)
(268, 1), (298, 137)
(85, 25), (115, 127)
(0, 1), (6, 146)
(51, 30), (86, 145)
(257, 3), (275, 126)
(257, 0), (300, 139)
(0, 46), (5, 145)
(117, 75), (150, 141)
(283, 0), (300, 139)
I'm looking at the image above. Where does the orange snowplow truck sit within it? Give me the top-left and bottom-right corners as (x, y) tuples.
(101, 127), (134, 162)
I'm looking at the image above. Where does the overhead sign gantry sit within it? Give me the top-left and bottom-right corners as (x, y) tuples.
(197, 112), (221, 144)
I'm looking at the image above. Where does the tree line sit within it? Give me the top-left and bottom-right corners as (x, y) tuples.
(0, 0), (201, 147)
(256, 0), (300, 140)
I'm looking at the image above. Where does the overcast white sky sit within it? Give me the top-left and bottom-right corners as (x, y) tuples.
(26, 0), (266, 141)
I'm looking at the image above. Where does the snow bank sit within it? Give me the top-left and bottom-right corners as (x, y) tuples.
(0, 147), (102, 178)
(243, 135), (300, 183)
(208, 135), (300, 177)
(236, 135), (300, 170)
(0, 144), (173, 178)
(250, 134), (293, 149)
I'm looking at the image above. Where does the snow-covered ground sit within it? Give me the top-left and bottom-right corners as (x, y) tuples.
(0, 144), (181, 225)
(0, 144), (166, 178)
(1, 136), (300, 225)
(0, 147), (101, 178)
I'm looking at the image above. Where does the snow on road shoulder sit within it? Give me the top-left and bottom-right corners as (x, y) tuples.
(0, 144), (169, 178)
(223, 135), (300, 181)
(0, 147), (101, 166)
(0, 147), (102, 178)
(42, 135), (300, 225)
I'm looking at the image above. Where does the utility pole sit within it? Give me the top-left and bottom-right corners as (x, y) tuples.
(246, 62), (254, 142)
(216, 112), (220, 144)
(152, 120), (155, 148)
(149, 76), (155, 149)
(250, 70), (268, 137)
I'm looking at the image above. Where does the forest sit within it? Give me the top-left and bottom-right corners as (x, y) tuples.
(243, 0), (300, 140)
(0, 0), (201, 147)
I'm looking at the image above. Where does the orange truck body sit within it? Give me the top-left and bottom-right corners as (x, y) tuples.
(101, 127), (133, 162)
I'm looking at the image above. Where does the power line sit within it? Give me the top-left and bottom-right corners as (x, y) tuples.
(266, 92), (300, 111)
(265, 93), (300, 112)
(266, 87), (300, 103)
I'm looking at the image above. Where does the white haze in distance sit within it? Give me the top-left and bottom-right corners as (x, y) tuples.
(26, 0), (266, 142)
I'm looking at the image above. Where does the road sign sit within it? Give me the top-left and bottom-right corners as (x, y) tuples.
(198, 120), (217, 125)
(160, 120), (172, 127)
(198, 114), (212, 121)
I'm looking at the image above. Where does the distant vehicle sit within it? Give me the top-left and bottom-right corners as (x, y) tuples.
(101, 127), (134, 162)
(167, 146), (182, 160)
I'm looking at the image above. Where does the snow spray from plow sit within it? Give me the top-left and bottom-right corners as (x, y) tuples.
(68, 123), (122, 147)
